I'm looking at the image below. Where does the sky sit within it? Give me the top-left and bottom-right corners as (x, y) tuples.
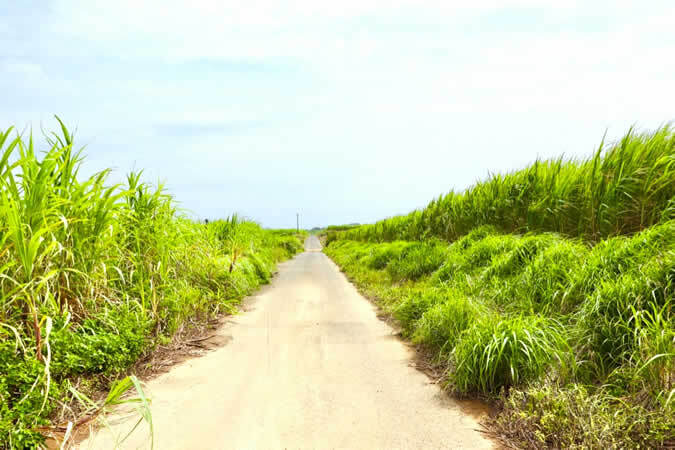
(1, 1), (673, 229)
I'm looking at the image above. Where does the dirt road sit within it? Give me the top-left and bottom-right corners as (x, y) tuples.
(79, 236), (493, 449)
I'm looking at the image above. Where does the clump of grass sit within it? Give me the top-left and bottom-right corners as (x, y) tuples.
(392, 288), (446, 336)
(430, 231), (516, 287)
(516, 240), (590, 314)
(577, 252), (674, 381)
(454, 225), (502, 250)
(365, 241), (410, 270)
(483, 233), (561, 279)
(477, 234), (564, 311)
(452, 315), (571, 395)
(460, 234), (518, 271)
(572, 220), (673, 293)
(429, 252), (466, 285)
(386, 241), (447, 281)
(412, 294), (487, 357)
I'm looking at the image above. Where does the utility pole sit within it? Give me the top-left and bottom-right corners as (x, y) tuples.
(296, 213), (299, 232)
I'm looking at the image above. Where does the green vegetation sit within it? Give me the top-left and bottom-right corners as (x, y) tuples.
(0, 120), (304, 448)
(324, 126), (674, 448)
(323, 224), (361, 246)
(339, 126), (674, 243)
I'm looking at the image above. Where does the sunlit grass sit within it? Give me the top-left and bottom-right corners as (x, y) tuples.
(0, 119), (304, 447)
(323, 124), (674, 447)
(339, 126), (674, 243)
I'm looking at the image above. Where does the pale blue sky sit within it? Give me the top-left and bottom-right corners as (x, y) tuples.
(1, 1), (673, 228)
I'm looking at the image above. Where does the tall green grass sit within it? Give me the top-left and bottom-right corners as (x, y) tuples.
(452, 314), (570, 394)
(0, 120), (304, 448)
(326, 223), (674, 447)
(324, 125), (674, 447)
(340, 126), (675, 243)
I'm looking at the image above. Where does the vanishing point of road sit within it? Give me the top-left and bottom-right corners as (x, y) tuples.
(80, 236), (493, 449)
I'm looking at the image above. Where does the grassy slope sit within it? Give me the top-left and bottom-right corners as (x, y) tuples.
(325, 226), (673, 448)
(324, 126), (674, 448)
(0, 122), (306, 448)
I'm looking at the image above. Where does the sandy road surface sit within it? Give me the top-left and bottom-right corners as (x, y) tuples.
(79, 236), (493, 449)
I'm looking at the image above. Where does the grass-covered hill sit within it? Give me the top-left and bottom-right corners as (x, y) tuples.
(0, 120), (305, 448)
(324, 126), (674, 448)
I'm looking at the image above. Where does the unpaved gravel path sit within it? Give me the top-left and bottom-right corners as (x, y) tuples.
(79, 236), (493, 449)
